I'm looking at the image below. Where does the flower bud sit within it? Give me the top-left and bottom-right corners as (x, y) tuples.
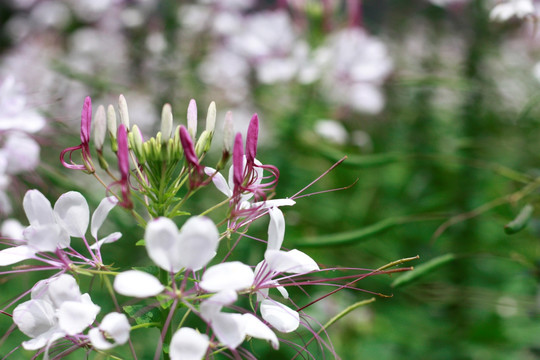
(107, 105), (118, 152)
(130, 125), (145, 163)
(206, 101), (216, 133)
(223, 111), (234, 154)
(93, 105), (106, 151)
(118, 94), (130, 130)
(195, 130), (211, 157)
(187, 99), (197, 139)
(161, 103), (173, 143)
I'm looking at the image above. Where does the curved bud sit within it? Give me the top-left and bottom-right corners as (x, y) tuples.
(161, 103), (173, 143)
(118, 94), (130, 130)
(94, 105), (106, 151)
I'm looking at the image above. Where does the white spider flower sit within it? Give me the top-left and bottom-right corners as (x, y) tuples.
(144, 216), (219, 273)
(13, 274), (100, 357)
(88, 312), (131, 350)
(0, 190), (119, 266)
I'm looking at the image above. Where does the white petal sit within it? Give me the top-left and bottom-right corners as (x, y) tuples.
(90, 196), (118, 239)
(24, 224), (70, 252)
(212, 313), (246, 349)
(90, 232), (122, 250)
(21, 335), (49, 351)
(204, 167), (233, 197)
(57, 300), (100, 335)
(260, 300), (299, 333)
(54, 191), (90, 238)
(21, 330), (64, 352)
(267, 207), (285, 251)
(0, 245), (34, 266)
(200, 261), (254, 292)
(89, 312), (130, 350)
(89, 328), (114, 350)
(170, 327), (209, 360)
(13, 299), (56, 338)
(145, 217), (183, 272)
(177, 216), (219, 271)
(242, 313), (279, 350)
(200, 290), (238, 321)
(265, 249), (320, 274)
(252, 198), (296, 209)
(23, 190), (55, 226)
(46, 274), (82, 308)
(113, 270), (164, 298)
(100, 312), (130, 344)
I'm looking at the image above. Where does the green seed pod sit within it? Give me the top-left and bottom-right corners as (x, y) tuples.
(391, 254), (456, 288)
(504, 204), (534, 235)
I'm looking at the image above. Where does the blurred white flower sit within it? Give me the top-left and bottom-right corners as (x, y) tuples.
(318, 28), (393, 114)
(314, 119), (348, 145)
(490, 0), (535, 21)
(0, 77), (45, 133)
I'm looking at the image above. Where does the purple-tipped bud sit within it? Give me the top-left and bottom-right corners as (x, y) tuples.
(81, 96), (92, 144)
(187, 99), (197, 139)
(179, 125), (199, 167)
(246, 114), (259, 165)
(117, 124), (130, 178)
(233, 133), (244, 188)
(116, 124), (133, 209)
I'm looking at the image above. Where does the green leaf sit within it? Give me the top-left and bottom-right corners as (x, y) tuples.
(391, 254), (456, 288)
(123, 305), (162, 326)
(135, 239), (145, 246)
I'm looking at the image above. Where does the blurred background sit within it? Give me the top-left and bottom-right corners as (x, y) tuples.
(2, 0), (540, 359)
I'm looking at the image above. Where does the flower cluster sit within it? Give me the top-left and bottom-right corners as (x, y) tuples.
(0, 95), (410, 359)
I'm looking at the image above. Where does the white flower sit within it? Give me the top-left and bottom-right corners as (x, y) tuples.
(490, 0), (534, 21)
(170, 327), (209, 360)
(0, 190), (119, 266)
(0, 77), (45, 133)
(144, 216), (219, 272)
(199, 291), (279, 349)
(314, 119), (348, 145)
(205, 159), (295, 210)
(88, 312), (131, 350)
(13, 274), (100, 357)
(317, 28), (393, 114)
(255, 207), (319, 300)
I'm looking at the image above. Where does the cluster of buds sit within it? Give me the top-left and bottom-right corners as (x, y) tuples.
(1, 95), (413, 359)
